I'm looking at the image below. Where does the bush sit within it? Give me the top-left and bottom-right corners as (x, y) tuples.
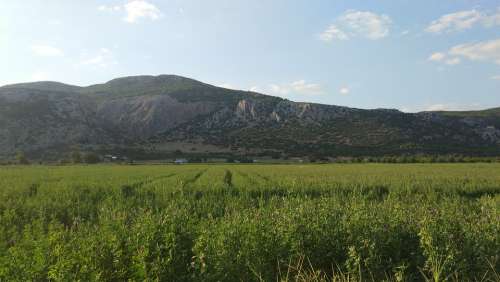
(15, 151), (29, 165)
(71, 150), (82, 164)
(83, 152), (100, 164)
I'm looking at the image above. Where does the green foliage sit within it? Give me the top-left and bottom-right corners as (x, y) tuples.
(15, 151), (29, 165)
(0, 164), (498, 281)
(70, 150), (82, 164)
(83, 152), (100, 164)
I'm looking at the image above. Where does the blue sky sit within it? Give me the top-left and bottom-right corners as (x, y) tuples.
(1, 0), (499, 112)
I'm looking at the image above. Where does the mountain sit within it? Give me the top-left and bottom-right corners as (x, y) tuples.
(0, 75), (499, 160)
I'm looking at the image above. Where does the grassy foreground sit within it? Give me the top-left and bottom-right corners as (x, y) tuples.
(0, 164), (498, 281)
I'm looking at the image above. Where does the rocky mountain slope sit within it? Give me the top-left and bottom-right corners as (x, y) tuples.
(0, 75), (499, 159)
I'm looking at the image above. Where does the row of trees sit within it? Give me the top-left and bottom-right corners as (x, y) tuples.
(310, 155), (500, 163)
(9, 150), (500, 165)
(12, 151), (100, 165)
(69, 150), (100, 164)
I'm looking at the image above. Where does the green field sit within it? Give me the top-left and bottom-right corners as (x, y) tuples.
(0, 164), (499, 281)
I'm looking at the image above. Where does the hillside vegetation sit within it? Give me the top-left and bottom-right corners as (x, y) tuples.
(0, 75), (499, 159)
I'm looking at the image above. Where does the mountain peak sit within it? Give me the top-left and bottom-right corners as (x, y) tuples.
(103, 74), (206, 87)
(1, 81), (81, 93)
(83, 74), (210, 97)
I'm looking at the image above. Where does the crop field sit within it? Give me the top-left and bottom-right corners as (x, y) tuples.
(0, 164), (499, 281)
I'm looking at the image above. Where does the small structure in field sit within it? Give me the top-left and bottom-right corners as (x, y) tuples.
(104, 155), (119, 162)
(174, 158), (188, 164)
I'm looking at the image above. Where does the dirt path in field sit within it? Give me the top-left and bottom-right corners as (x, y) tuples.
(235, 170), (260, 186)
(255, 173), (273, 184)
(127, 173), (177, 189)
(223, 170), (233, 187)
(181, 169), (208, 189)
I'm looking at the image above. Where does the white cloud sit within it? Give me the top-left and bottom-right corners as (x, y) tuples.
(401, 103), (485, 113)
(98, 5), (121, 12)
(80, 48), (117, 68)
(269, 84), (290, 95)
(449, 38), (500, 65)
(426, 8), (500, 34)
(425, 103), (483, 112)
(216, 83), (236, 90)
(31, 44), (64, 57)
(244, 80), (329, 97)
(428, 52), (446, 62)
(124, 0), (162, 23)
(254, 80), (325, 96)
(82, 56), (105, 66)
(320, 10), (392, 42)
(290, 80), (322, 94)
(428, 38), (500, 66)
(445, 57), (461, 65)
(426, 10), (482, 33)
(98, 1), (162, 23)
(319, 25), (349, 41)
(492, 75), (500, 80)
(339, 87), (350, 95)
(426, 104), (448, 111)
(249, 86), (262, 92)
(340, 10), (392, 40)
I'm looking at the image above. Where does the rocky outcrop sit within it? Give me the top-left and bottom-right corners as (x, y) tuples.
(235, 99), (257, 120)
(97, 95), (217, 137)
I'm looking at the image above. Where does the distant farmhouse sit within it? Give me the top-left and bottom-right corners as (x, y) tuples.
(174, 159), (188, 164)
(103, 155), (128, 162)
(104, 155), (118, 162)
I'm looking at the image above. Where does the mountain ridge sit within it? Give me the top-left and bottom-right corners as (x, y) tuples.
(3, 76), (499, 114)
(0, 75), (499, 160)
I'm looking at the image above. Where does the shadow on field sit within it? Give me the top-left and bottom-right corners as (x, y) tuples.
(121, 173), (176, 198)
(178, 184), (391, 202)
(457, 186), (500, 199)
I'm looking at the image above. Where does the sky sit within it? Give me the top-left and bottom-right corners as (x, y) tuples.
(1, 0), (499, 112)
